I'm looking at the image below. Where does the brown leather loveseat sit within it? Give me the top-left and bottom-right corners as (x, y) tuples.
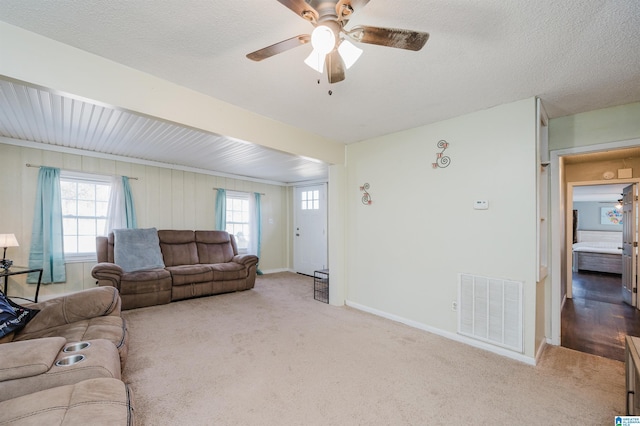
(92, 229), (259, 310)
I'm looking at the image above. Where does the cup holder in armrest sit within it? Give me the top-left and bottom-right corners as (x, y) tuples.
(63, 341), (91, 352)
(55, 354), (86, 367)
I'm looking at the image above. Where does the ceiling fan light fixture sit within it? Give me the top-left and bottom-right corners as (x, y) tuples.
(310, 25), (336, 55)
(337, 39), (363, 69)
(304, 49), (326, 73)
(246, 2), (430, 83)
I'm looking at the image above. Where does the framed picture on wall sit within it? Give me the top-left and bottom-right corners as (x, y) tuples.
(600, 207), (623, 225)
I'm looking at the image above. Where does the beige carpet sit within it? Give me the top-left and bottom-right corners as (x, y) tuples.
(122, 272), (624, 425)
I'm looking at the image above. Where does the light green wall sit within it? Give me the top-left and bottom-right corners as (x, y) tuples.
(345, 98), (539, 359)
(549, 102), (640, 150)
(0, 143), (290, 300)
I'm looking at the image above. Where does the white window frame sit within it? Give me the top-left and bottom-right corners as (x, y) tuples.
(300, 189), (320, 210)
(225, 191), (251, 255)
(60, 171), (111, 263)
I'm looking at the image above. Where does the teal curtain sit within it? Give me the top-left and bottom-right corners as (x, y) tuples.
(254, 192), (263, 275)
(28, 167), (66, 283)
(215, 188), (226, 230)
(122, 176), (137, 228)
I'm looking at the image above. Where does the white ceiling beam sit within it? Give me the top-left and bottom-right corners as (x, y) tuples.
(0, 22), (345, 166)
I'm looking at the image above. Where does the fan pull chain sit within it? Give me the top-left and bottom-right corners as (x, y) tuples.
(317, 79), (333, 96)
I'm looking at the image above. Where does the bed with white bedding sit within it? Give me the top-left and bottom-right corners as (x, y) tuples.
(572, 230), (622, 274)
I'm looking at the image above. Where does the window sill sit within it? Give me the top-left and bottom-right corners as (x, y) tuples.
(64, 254), (98, 264)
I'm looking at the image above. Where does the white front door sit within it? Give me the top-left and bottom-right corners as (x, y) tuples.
(293, 184), (327, 276)
(622, 183), (637, 306)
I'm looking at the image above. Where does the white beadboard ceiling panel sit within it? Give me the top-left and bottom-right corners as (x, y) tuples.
(0, 79), (327, 184)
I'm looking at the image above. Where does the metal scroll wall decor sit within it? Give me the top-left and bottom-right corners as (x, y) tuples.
(360, 183), (372, 205)
(432, 140), (451, 168)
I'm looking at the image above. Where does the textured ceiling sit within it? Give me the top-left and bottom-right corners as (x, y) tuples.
(1, 0), (639, 183)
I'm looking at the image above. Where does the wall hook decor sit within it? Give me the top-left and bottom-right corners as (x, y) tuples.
(432, 140), (451, 168)
(360, 183), (372, 205)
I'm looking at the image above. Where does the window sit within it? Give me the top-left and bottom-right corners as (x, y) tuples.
(225, 191), (250, 253)
(301, 189), (320, 210)
(60, 172), (111, 259)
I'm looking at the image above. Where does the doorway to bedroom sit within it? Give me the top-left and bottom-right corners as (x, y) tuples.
(562, 179), (640, 361)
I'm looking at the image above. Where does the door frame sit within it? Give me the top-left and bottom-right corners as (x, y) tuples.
(549, 137), (640, 346)
(622, 183), (638, 306)
(293, 183), (328, 276)
(565, 180), (638, 299)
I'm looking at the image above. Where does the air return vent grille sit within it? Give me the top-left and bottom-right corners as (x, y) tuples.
(458, 274), (523, 353)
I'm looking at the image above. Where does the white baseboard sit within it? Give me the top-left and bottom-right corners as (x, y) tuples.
(260, 268), (294, 274)
(345, 300), (537, 366)
(535, 339), (548, 364)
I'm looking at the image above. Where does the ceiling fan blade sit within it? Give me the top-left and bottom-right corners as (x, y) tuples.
(276, 0), (319, 22)
(326, 50), (346, 84)
(246, 35), (311, 61)
(347, 25), (429, 51)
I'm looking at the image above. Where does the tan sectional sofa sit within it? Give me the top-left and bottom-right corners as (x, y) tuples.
(3, 286), (129, 368)
(92, 229), (259, 310)
(0, 378), (134, 425)
(0, 287), (135, 425)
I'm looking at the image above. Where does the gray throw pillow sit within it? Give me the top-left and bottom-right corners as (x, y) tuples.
(113, 228), (165, 273)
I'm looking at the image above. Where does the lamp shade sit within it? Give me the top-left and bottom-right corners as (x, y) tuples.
(0, 234), (19, 248)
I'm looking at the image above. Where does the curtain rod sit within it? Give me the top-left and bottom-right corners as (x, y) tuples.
(213, 187), (265, 196)
(26, 163), (139, 180)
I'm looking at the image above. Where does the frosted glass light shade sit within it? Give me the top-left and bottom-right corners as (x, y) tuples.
(310, 25), (336, 55)
(338, 40), (363, 69)
(304, 49), (326, 73)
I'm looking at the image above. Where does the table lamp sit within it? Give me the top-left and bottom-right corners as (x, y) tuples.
(0, 234), (19, 270)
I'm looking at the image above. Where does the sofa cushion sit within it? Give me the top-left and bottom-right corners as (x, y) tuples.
(165, 265), (214, 286)
(113, 227), (165, 272)
(18, 287), (120, 336)
(210, 262), (247, 281)
(158, 230), (199, 267)
(0, 293), (39, 338)
(195, 231), (235, 264)
(0, 336), (65, 382)
(0, 378), (135, 426)
(119, 269), (172, 295)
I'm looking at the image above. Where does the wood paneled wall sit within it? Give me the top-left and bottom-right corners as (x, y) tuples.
(0, 143), (290, 300)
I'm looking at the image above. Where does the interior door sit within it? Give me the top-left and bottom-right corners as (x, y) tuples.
(622, 183), (637, 306)
(293, 184), (327, 276)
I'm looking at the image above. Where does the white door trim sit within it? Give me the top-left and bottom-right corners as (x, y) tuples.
(293, 183), (328, 276)
(550, 137), (640, 346)
(565, 179), (639, 299)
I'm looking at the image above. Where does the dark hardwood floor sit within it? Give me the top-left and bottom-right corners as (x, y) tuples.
(562, 271), (640, 361)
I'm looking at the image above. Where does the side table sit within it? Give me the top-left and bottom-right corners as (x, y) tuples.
(1, 266), (44, 303)
(314, 269), (329, 304)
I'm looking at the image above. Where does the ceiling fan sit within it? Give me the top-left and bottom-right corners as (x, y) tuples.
(247, 0), (429, 84)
